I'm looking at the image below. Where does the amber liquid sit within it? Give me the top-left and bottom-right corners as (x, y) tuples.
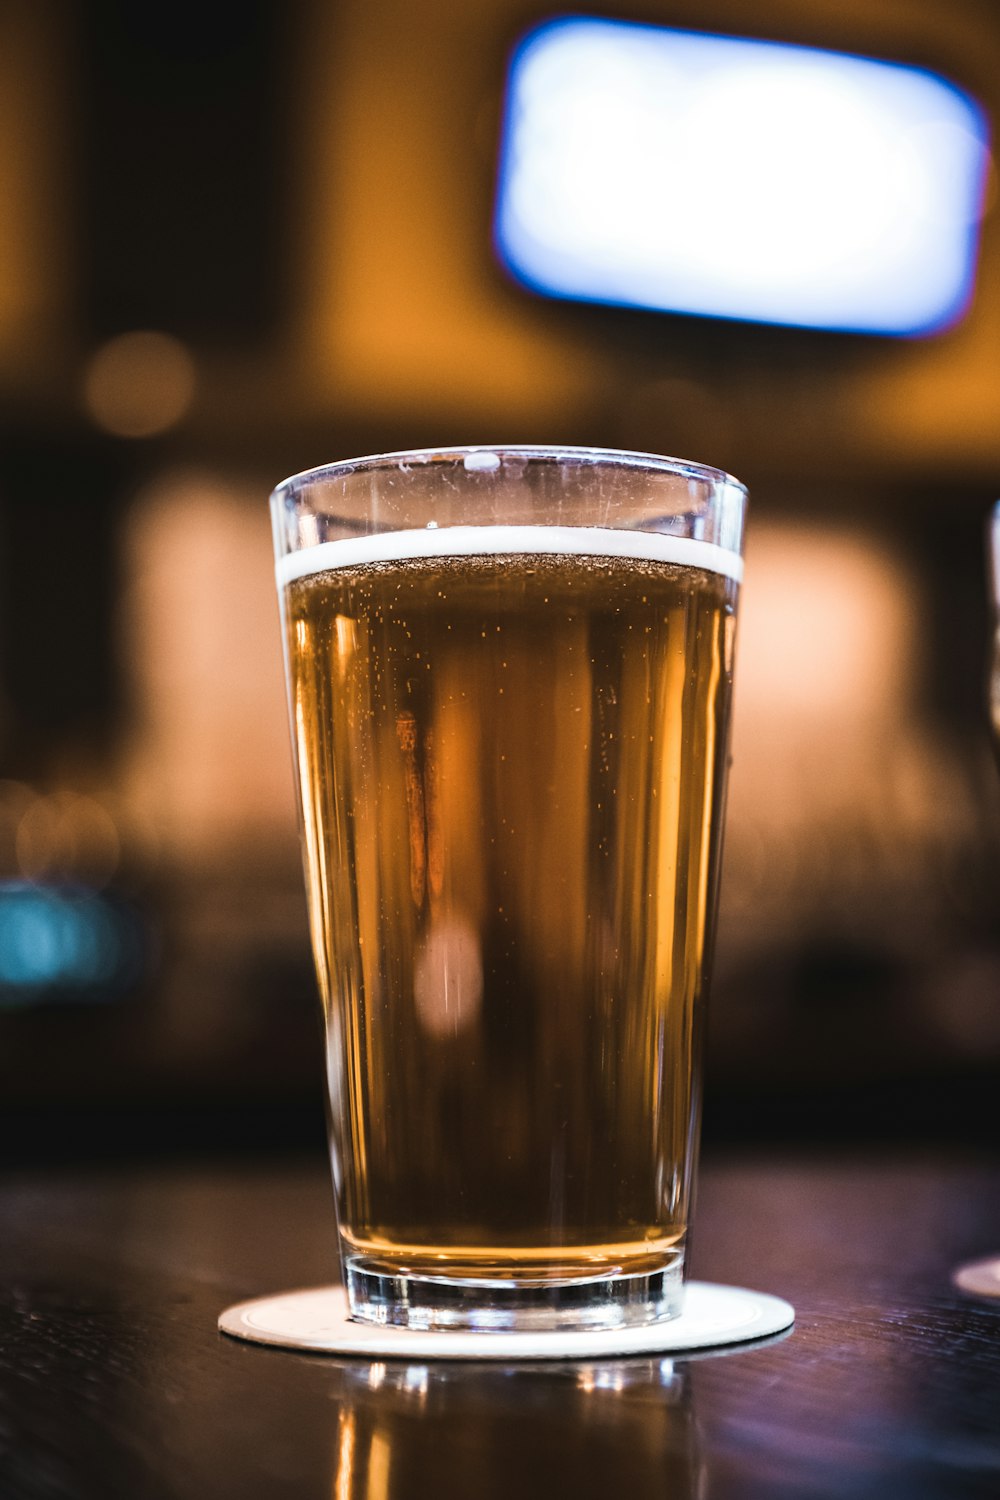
(285, 545), (735, 1286)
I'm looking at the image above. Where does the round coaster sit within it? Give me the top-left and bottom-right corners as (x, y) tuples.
(219, 1281), (794, 1360)
(953, 1256), (1000, 1299)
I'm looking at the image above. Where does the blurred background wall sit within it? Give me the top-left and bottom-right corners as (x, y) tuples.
(1, 0), (999, 1160)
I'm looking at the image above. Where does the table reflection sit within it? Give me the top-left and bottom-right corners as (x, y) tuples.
(329, 1357), (700, 1500)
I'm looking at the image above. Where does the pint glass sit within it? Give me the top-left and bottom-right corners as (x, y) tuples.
(990, 500), (1000, 745)
(271, 447), (747, 1331)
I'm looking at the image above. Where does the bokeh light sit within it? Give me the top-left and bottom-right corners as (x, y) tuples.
(496, 17), (991, 333)
(0, 882), (144, 1005)
(82, 329), (196, 438)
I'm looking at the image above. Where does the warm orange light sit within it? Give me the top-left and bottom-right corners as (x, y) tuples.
(121, 469), (298, 861)
(83, 330), (196, 438)
(735, 522), (915, 730)
(15, 791), (121, 886)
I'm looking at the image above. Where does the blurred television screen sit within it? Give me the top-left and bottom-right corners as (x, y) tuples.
(495, 17), (990, 335)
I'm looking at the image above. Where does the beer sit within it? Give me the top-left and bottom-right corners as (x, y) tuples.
(282, 527), (736, 1300)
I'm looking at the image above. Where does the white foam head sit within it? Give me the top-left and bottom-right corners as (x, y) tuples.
(276, 525), (742, 588)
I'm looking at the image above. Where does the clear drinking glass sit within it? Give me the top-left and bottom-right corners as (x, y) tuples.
(271, 446), (747, 1331)
(990, 500), (1000, 747)
(953, 500), (1000, 1302)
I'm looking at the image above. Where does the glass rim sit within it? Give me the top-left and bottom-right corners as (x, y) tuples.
(270, 443), (748, 507)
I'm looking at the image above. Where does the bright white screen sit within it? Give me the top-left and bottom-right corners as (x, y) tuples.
(494, 18), (990, 334)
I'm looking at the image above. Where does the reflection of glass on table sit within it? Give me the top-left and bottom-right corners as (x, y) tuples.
(328, 1356), (700, 1500)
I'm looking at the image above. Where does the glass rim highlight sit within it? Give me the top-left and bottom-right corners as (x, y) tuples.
(270, 444), (748, 509)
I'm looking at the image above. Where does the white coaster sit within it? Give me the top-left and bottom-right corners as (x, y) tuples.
(219, 1281), (794, 1360)
(953, 1256), (1000, 1299)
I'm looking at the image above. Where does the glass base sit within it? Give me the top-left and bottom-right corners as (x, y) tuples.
(344, 1254), (684, 1332)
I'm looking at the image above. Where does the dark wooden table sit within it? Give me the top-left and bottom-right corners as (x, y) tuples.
(2, 1150), (999, 1498)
